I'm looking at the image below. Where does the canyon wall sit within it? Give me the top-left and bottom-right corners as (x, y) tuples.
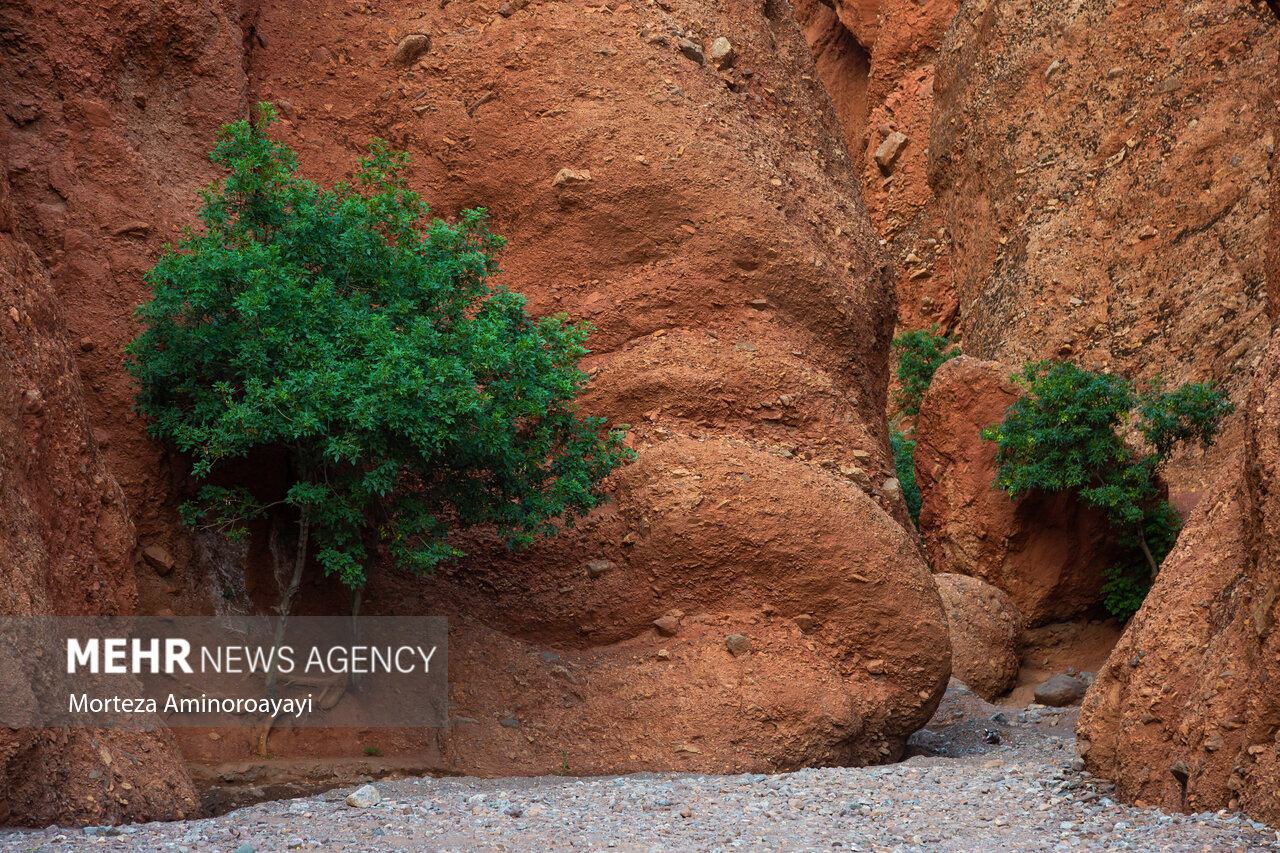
(1, 0), (951, 822)
(202, 0), (950, 781)
(927, 0), (1275, 494)
(1075, 43), (1280, 823)
(0, 0), (261, 823)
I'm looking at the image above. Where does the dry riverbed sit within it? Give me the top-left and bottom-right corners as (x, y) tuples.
(3, 685), (1276, 853)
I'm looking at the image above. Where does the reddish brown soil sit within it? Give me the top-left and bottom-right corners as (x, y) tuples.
(0, 0), (956, 824)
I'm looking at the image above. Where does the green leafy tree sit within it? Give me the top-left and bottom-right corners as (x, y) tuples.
(981, 361), (1232, 618)
(127, 105), (632, 689)
(890, 428), (922, 528)
(893, 326), (961, 418)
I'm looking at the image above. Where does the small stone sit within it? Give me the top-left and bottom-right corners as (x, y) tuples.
(709, 37), (734, 69)
(552, 168), (591, 187)
(653, 615), (680, 636)
(1045, 58), (1062, 80)
(793, 614), (817, 633)
(550, 664), (578, 684)
(882, 477), (902, 502)
(656, 648), (671, 660)
(679, 807), (693, 818)
(725, 633), (751, 656)
(345, 784), (381, 808)
(678, 38), (705, 64)
(142, 544), (175, 575)
(499, 717), (522, 728)
(865, 659), (886, 675)
(586, 559), (615, 578)
(390, 34), (431, 67)
(1033, 674), (1087, 707)
(504, 804), (524, 817)
(21, 389), (42, 414)
(874, 132), (908, 171)
(234, 846), (255, 853)
(79, 337), (96, 351)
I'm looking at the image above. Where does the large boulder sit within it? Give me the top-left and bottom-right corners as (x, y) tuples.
(934, 573), (1023, 701)
(915, 356), (1116, 625)
(1078, 328), (1280, 823)
(0, 0), (951, 799)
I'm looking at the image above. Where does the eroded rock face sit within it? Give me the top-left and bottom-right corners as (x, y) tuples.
(915, 357), (1116, 625)
(934, 573), (1023, 701)
(793, 0), (962, 334)
(0, 167), (198, 824)
(184, 0), (950, 779)
(1078, 330), (1280, 823)
(929, 0), (1275, 495)
(2, 0), (951, 816)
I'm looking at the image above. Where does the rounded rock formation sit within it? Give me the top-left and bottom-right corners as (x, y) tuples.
(934, 573), (1023, 701)
(915, 357), (1116, 625)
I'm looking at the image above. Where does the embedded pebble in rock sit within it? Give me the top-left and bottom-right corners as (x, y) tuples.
(1, 686), (1274, 852)
(678, 37), (705, 64)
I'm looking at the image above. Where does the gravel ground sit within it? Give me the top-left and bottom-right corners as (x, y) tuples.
(3, 686), (1277, 853)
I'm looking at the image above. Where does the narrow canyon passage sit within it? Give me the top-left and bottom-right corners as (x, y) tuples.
(0, 0), (1278, 837)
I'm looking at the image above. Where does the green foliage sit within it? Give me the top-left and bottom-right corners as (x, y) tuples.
(982, 362), (1149, 528)
(892, 326), (960, 417)
(890, 428), (921, 528)
(128, 104), (633, 589)
(1100, 565), (1148, 623)
(982, 361), (1231, 620)
(1102, 502), (1182, 620)
(1138, 378), (1236, 460)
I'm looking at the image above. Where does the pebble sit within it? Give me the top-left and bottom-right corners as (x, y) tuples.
(677, 38), (704, 65)
(344, 784), (381, 808)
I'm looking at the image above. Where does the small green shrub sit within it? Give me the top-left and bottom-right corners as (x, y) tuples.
(1100, 565), (1148, 623)
(982, 361), (1231, 620)
(892, 326), (960, 417)
(890, 429), (922, 528)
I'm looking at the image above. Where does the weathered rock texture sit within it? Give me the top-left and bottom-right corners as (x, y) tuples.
(0, 162), (198, 824)
(1077, 31), (1280, 818)
(0, 0), (255, 823)
(1078, 303), (1280, 822)
(1, 0), (951, 821)
(934, 573), (1023, 701)
(176, 0), (950, 782)
(929, 0), (1276, 494)
(794, 0), (962, 334)
(915, 357), (1116, 625)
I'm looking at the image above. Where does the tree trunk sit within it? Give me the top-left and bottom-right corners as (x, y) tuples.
(1137, 528), (1160, 579)
(349, 583), (364, 691)
(266, 506), (309, 699)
